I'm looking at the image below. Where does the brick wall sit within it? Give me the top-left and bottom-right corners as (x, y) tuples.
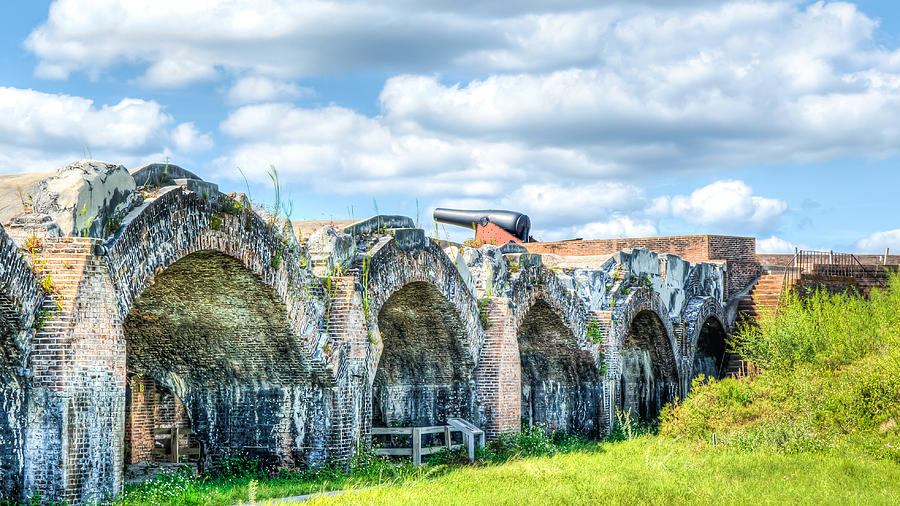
(524, 235), (714, 263)
(473, 298), (520, 439)
(124, 374), (192, 465)
(525, 235), (760, 298)
(26, 238), (124, 503)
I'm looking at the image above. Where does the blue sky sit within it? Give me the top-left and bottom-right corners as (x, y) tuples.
(1, 1), (898, 252)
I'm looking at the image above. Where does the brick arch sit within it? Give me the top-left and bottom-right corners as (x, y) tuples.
(362, 236), (483, 375)
(682, 296), (728, 385)
(0, 224), (41, 504)
(508, 265), (596, 361)
(105, 187), (342, 471)
(682, 296), (727, 357)
(105, 187), (328, 363)
(611, 288), (679, 364)
(122, 250), (334, 469)
(0, 223), (44, 331)
(358, 235), (484, 433)
(503, 265), (604, 435)
(611, 288), (681, 421)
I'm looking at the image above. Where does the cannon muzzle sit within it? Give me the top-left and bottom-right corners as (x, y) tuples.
(433, 208), (531, 243)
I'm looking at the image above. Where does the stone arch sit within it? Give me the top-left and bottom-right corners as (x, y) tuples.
(0, 224), (43, 501)
(362, 235), (483, 429)
(682, 296), (728, 384)
(107, 188), (338, 469)
(508, 265), (604, 435)
(122, 250), (333, 469)
(105, 187), (326, 350)
(611, 288), (680, 422)
(363, 235), (483, 379)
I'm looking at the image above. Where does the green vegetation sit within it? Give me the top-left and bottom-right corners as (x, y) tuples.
(660, 273), (900, 459)
(304, 438), (900, 505)
(116, 273), (900, 505)
(115, 427), (593, 506)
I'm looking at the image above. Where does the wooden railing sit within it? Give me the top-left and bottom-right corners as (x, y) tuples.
(151, 427), (201, 463)
(372, 418), (485, 466)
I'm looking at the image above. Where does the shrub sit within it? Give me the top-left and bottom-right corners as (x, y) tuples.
(660, 272), (900, 457)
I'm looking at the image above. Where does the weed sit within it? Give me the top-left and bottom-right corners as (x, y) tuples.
(478, 298), (492, 329)
(586, 319), (603, 344)
(32, 309), (50, 331)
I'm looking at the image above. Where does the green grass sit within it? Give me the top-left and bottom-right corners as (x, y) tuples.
(117, 273), (900, 505)
(302, 437), (900, 505)
(660, 272), (900, 457)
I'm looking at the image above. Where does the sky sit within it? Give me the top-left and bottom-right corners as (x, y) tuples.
(0, 0), (898, 252)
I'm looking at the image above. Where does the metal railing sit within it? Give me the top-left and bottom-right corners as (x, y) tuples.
(779, 248), (887, 310)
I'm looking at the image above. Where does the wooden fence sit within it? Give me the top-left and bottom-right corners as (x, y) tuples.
(151, 427), (201, 463)
(372, 418), (485, 466)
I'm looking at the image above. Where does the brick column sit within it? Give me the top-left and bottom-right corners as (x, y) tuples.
(324, 276), (368, 460)
(475, 297), (521, 439)
(25, 238), (124, 503)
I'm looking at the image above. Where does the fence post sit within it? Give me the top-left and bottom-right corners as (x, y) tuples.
(886, 248), (890, 266)
(172, 427), (180, 463)
(412, 428), (422, 467)
(444, 426), (452, 452)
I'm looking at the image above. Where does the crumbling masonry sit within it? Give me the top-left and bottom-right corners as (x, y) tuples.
(0, 162), (745, 503)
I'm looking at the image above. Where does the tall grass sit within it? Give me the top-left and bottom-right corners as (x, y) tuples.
(661, 272), (900, 457)
(733, 274), (900, 372)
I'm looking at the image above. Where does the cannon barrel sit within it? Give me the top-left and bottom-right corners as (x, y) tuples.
(433, 208), (531, 242)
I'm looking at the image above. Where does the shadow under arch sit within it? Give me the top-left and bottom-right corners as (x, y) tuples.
(0, 224), (43, 501)
(123, 250), (332, 470)
(517, 298), (602, 436)
(618, 309), (679, 422)
(691, 316), (728, 380)
(372, 281), (477, 428)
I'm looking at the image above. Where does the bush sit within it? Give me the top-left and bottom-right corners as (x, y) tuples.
(660, 272), (900, 457)
(733, 274), (900, 372)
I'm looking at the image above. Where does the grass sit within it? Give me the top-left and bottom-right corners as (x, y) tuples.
(659, 272), (900, 458)
(303, 437), (900, 505)
(116, 273), (900, 505)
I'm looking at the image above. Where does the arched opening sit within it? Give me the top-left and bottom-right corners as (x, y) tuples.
(373, 281), (475, 428)
(0, 322), (25, 499)
(518, 300), (601, 436)
(692, 317), (728, 380)
(123, 250), (330, 472)
(619, 310), (678, 422)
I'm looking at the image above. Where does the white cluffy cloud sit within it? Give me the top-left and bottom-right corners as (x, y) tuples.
(664, 180), (787, 231)
(227, 77), (314, 105)
(204, 2), (900, 192)
(0, 87), (212, 173)
(855, 229), (900, 253)
(171, 122), (214, 152)
(757, 235), (796, 254)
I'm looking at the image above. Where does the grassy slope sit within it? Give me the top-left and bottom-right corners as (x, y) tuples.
(304, 438), (900, 505)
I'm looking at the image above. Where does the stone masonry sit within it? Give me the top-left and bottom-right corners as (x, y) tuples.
(0, 161), (743, 504)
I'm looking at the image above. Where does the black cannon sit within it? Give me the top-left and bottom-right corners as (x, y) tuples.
(433, 208), (532, 243)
